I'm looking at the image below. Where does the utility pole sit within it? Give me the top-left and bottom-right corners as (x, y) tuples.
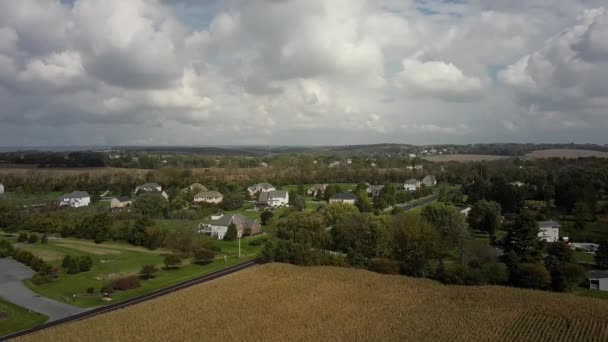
(238, 234), (241, 258)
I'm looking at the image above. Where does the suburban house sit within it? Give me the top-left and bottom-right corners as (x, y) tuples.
(329, 192), (357, 205)
(406, 165), (424, 171)
(307, 184), (328, 196)
(186, 183), (208, 193)
(137, 190), (169, 201)
(329, 161), (341, 168)
(404, 179), (421, 192)
(57, 191), (91, 208)
(259, 190), (289, 207)
(460, 206), (472, 217)
(589, 271), (608, 292)
(0, 182), (4, 194)
(193, 190), (224, 204)
(422, 175), (437, 187)
(135, 183), (162, 194)
(538, 220), (560, 242)
(199, 214), (261, 240)
(110, 196), (132, 209)
(366, 185), (384, 197)
(247, 182), (276, 197)
(510, 181), (525, 187)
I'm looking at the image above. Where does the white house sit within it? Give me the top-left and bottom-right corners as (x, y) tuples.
(307, 184), (328, 196)
(329, 192), (357, 205)
(422, 175), (437, 187)
(408, 154), (416, 158)
(538, 220), (560, 243)
(199, 214), (261, 240)
(403, 179), (421, 192)
(460, 206), (472, 217)
(589, 271), (608, 292)
(329, 161), (341, 168)
(247, 182), (275, 197)
(259, 190), (289, 207)
(186, 183), (207, 193)
(366, 185), (384, 197)
(510, 181), (525, 187)
(194, 191), (224, 204)
(0, 182), (4, 194)
(135, 183), (162, 193)
(58, 191), (91, 208)
(111, 196), (132, 209)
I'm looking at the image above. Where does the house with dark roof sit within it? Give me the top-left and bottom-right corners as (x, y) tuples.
(186, 183), (208, 193)
(258, 190), (289, 207)
(199, 214), (261, 240)
(194, 191), (224, 204)
(589, 271), (608, 291)
(58, 191), (91, 208)
(366, 184), (384, 197)
(403, 179), (421, 192)
(111, 196), (132, 209)
(329, 192), (357, 205)
(307, 184), (328, 196)
(538, 220), (560, 242)
(247, 182), (276, 197)
(135, 182), (162, 194)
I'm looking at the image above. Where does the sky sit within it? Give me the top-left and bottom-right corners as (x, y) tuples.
(0, 0), (607, 146)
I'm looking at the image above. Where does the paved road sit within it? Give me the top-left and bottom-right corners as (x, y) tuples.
(0, 258), (87, 321)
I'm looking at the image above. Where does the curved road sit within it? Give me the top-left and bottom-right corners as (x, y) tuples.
(0, 259), (88, 321)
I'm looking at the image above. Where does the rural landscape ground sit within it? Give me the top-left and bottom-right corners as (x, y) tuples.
(15, 263), (608, 342)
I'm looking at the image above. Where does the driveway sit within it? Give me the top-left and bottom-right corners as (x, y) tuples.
(0, 258), (88, 321)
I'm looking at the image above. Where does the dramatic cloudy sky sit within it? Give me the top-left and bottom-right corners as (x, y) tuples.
(0, 0), (607, 146)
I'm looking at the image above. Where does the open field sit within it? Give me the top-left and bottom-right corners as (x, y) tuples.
(424, 154), (511, 162)
(19, 263), (608, 342)
(16, 236), (265, 308)
(525, 149), (608, 159)
(0, 298), (47, 337)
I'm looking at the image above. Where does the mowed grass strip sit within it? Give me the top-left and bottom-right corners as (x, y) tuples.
(18, 263), (608, 342)
(0, 298), (47, 337)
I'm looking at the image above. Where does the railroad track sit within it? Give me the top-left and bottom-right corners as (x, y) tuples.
(1, 257), (263, 341)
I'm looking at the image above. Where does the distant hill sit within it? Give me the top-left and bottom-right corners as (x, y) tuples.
(22, 263), (608, 341)
(525, 149), (608, 159)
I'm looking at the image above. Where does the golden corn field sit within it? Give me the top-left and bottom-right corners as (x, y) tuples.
(17, 263), (608, 342)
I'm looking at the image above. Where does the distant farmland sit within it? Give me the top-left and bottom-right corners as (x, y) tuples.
(424, 154), (511, 162)
(19, 263), (608, 342)
(525, 149), (608, 159)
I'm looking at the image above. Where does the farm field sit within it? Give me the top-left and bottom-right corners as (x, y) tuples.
(525, 149), (608, 159)
(9, 235), (265, 308)
(18, 263), (608, 342)
(0, 298), (47, 337)
(424, 154), (511, 162)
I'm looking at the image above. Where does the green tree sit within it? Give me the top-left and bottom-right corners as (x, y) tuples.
(505, 211), (542, 262)
(331, 213), (384, 266)
(133, 194), (169, 218)
(224, 223), (238, 241)
(356, 191), (373, 213)
(595, 241), (608, 269)
(293, 195), (306, 211)
(41, 234), (48, 244)
(193, 247), (216, 265)
(388, 213), (440, 277)
(67, 257), (80, 274)
(17, 233), (28, 243)
(27, 234), (38, 244)
(516, 263), (550, 289)
(139, 264), (158, 280)
(467, 200), (502, 238)
(260, 210), (274, 226)
(62, 255), (72, 269)
(574, 202), (591, 230)
(323, 202), (359, 227)
(422, 203), (470, 263)
(222, 193), (244, 211)
(79, 256), (93, 272)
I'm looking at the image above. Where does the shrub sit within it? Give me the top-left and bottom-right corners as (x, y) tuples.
(249, 237), (268, 246)
(79, 256), (93, 272)
(164, 254), (182, 270)
(193, 248), (216, 265)
(369, 258), (400, 275)
(62, 255), (72, 268)
(17, 233), (28, 242)
(86, 287), (95, 294)
(106, 275), (141, 291)
(31, 273), (54, 285)
(139, 265), (159, 280)
(28, 234), (39, 244)
(516, 263), (551, 290)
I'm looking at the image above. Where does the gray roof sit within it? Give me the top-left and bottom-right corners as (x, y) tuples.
(115, 196), (131, 202)
(137, 190), (166, 198)
(140, 183), (161, 188)
(212, 214), (258, 228)
(308, 184), (328, 191)
(188, 183), (208, 192)
(195, 190), (223, 198)
(367, 185), (384, 191)
(330, 192), (357, 200)
(249, 182), (275, 191)
(269, 190), (288, 198)
(539, 220), (561, 228)
(258, 192), (269, 202)
(422, 175), (436, 182)
(405, 179), (419, 185)
(59, 191), (90, 200)
(590, 271), (608, 279)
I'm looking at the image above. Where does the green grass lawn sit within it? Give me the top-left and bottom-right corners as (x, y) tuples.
(560, 219), (608, 243)
(155, 219), (198, 231)
(0, 298), (48, 337)
(574, 287), (608, 300)
(2, 191), (62, 205)
(573, 251), (596, 264)
(21, 236), (265, 308)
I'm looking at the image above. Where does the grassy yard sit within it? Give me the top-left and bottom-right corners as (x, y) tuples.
(573, 250), (596, 264)
(560, 218), (608, 243)
(1, 191), (62, 206)
(0, 298), (48, 337)
(20, 236), (265, 308)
